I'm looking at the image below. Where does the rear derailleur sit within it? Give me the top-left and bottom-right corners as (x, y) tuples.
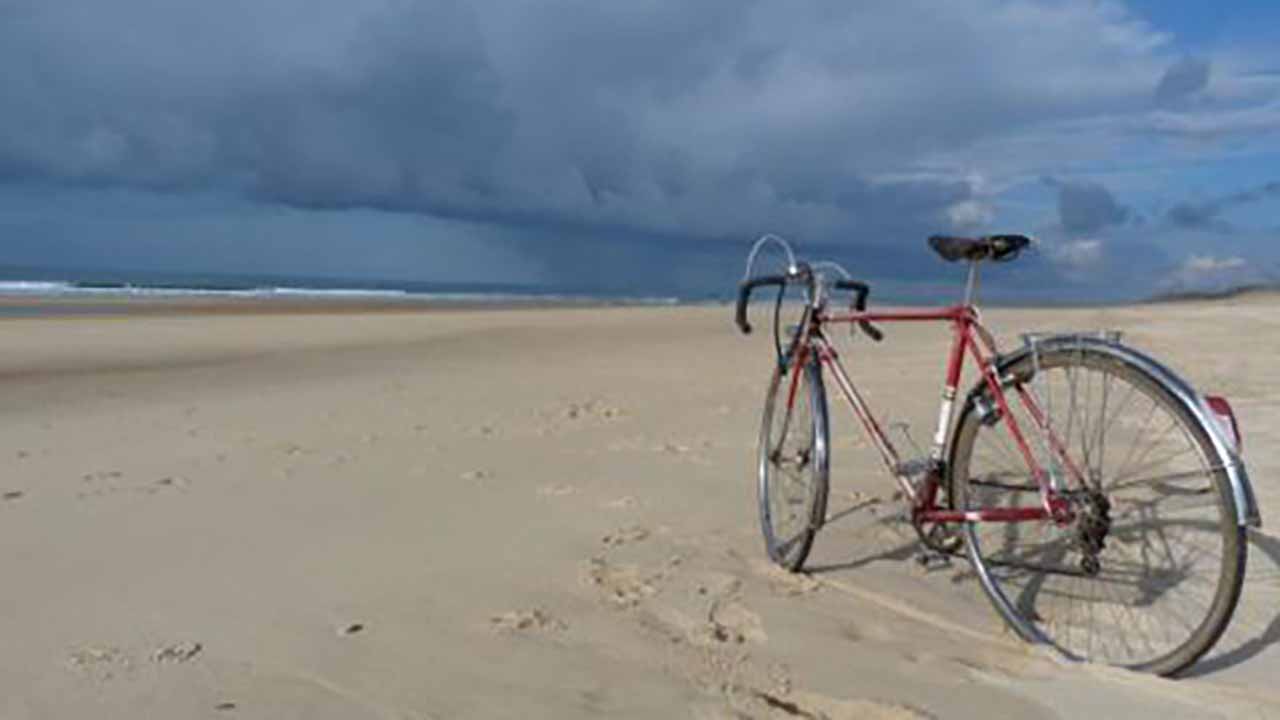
(1074, 489), (1112, 577)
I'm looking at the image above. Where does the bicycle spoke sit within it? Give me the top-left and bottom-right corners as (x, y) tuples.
(759, 353), (827, 571)
(953, 346), (1242, 675)
(1111, 406), (1180, 486)
(1110, 396), (1158, 474)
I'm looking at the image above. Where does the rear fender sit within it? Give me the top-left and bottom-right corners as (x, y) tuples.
(964, 335), (1260, 528)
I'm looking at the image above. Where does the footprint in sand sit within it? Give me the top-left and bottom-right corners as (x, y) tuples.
(689, 577), (768, 646)
(139, 476), (190, 495)
(71, 640), (205, 682)
(152, 641), (203, 664)
(67, 646), (131, 681)
(694, 599), (767, 646)
(752, 560), (821, 597)
(77, 471), (127, 499)
(654, 441), (714, 465)
(338, 623), (366, 637)
(538, 400), (626, 433)
(563, 399), (624, 421)
(327, 453), (354, 466)
(81, 471), (191, 498)
(489, 608), (567, 634)
(3, 490), (24, 501)
(584, 557), (666, 609)
(601, 525), (650, 547)
(537, 483), (576, 498)
(749, 690), (934, 720)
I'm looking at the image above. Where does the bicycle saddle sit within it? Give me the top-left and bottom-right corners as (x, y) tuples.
(928, 234), (1032, 263)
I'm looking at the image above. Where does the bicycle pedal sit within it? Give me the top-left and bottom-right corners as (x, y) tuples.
(923, 524), (964, 554)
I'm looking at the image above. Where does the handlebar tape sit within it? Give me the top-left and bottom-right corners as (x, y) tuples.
(834, 279), (885, 342)
(735, 275), (787, 334)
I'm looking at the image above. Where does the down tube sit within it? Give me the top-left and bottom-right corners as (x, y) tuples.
(816, 338), (909, 495)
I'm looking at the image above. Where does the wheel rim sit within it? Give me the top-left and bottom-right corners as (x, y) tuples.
(956, 351), (1237, 671)
(760, 359), (823, 566)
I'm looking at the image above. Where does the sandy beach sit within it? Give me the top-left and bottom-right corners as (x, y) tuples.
(2, 298), (1278, 719)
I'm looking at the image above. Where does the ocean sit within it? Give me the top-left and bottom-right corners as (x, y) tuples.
(0, 268), (685, 317)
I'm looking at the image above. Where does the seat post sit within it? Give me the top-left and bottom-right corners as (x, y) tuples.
(963, 261), (981, 306)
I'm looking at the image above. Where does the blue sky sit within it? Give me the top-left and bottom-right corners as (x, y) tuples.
(1126, 0), (1273, 47)
(2, 0), (1279, 300)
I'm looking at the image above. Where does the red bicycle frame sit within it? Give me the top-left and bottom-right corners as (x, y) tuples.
(788, 301), (1080, 525)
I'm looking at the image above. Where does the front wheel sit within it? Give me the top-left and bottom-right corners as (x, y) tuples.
(758, 348), (830, 571)
(948, 344), (1245, 676)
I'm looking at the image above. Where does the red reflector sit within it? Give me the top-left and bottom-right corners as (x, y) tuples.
(1205, 395), (1241, 453)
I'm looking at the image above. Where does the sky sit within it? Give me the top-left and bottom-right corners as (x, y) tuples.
(2, 0), (1280, 301)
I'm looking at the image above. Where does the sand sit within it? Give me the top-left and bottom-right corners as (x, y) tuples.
(1, 298), (1278, 718)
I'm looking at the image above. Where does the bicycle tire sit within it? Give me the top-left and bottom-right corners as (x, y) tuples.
(948, 344), (1245, 676)
(758, 348), (830, 572)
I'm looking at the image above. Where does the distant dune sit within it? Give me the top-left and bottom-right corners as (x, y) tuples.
(1146, 283), (1280, 304)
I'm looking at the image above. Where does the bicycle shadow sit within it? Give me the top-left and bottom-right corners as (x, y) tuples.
(802, 501), (947, 575)
(1183, 529), (1280, 678)
(807, 501), (1280, 678)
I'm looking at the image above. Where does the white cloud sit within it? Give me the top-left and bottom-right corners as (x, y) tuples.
(1185, 255), (1246, 273)
(947, 199), (995, 229)
(0, 0), (1191, 244)
(1051, 239), (1105, 270)
(2, 0), (1279, 301)
(1159, 253), (1272, 295)
(1143, 102), (1280, 138)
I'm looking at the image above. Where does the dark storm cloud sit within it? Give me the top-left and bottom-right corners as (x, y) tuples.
(1154, 56), (1211, 107)
(0, 0), (1179, 254)
(1042, 178), (1131, 235)
(1166, 181), (1280, 232)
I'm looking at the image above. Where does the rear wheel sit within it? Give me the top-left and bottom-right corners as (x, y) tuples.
(758, 348), (829, 571)
(949, 345), (1245, 676)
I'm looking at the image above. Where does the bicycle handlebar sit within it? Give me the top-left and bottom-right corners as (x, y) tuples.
(735, 272), (884, 342)
(735, 274), (787, 334)
(833, 279), (884, 342)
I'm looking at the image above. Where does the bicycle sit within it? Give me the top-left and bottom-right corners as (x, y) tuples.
(734, 233), (1262, 677)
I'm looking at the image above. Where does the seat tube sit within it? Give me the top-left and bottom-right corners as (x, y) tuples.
(932, 314), (970, 459)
